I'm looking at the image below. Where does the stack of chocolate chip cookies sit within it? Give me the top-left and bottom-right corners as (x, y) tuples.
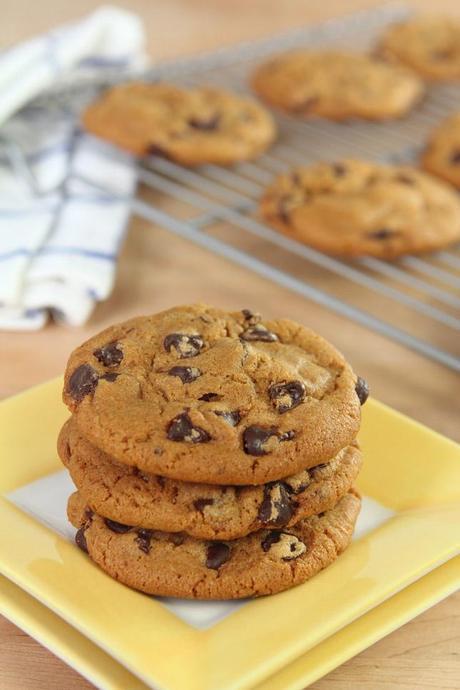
(58, 305), (368, 599)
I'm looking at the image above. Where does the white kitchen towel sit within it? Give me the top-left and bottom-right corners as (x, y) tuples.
(0, 6), (147, 330)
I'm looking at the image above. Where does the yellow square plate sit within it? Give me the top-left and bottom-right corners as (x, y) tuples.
(1, 557), (459, 690)
(0, 379), (459, 690)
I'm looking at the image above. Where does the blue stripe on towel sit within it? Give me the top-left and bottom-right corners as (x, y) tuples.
(0, 246), (116, 262)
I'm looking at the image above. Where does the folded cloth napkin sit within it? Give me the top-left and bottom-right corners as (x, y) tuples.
(0, 6), (146, 330)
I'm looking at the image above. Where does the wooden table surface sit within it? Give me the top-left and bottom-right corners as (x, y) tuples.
(1, 1), (459, 689)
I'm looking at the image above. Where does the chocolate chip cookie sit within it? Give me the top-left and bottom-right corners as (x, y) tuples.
(379, 17), (460, 81)
(251, 50), (423, 120)
(422, 113), (460, 189)
(59, 417), (362, 540)
(63, 305), (362, 485)
(82, 82), (276, 165)
(260, 159), (460, 258)
(68, 490), (361, 599)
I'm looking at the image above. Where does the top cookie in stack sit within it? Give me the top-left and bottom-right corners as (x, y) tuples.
(60, 305), (367, 599)
(63, 305), (362, 484)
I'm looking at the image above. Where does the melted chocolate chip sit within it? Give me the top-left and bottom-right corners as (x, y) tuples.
(147, 144), (170, 158)
(243, 425), (278, 456)
(199, 392), (220, 402)
(449, 149), (460, 165)
(269, 380), (306, 414)
(164, 333), (204, 358)
(279, 430), (296, 442)
(104, 518), (132, 533)
(333, 163), (346, 177)
(240, 325), (278, 342)
(168, 366), (202, 383)
(194, 498), (214, 512)
(167, 412), (211, 443)
(215, 410), (241, 426)
(75, 527), (88, 553)
(100, 372), (119, 382)
(93, 342), (123, 367)
(67, 364), (99, 403)
(206, 542), (230, 569)
(188, 114), (220, 131)
(135, 529), (153, 554)
(355, 376), (370, 405)
(368, 228), (398, 241)
(258, 484), (295, 527)
(261, 531), (281, 552)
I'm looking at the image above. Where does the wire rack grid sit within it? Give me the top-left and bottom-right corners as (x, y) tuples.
(8, 3), (460, 371)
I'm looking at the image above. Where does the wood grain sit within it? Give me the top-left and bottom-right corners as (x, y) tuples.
(1, 1), (459, 689)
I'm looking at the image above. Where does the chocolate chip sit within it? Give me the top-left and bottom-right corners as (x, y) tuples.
(188, 114), (220, 131)
(100, 372), (119, 382)
(310, 461), (329, 473)
(75, 527), (88, 553)
(258, 483), (295, 527)
(269, 380), (306, 414)
(194, 498), (214, 512)
(168, 366), (202, 383)
(432, 49), (453, 60)
(169, 533), (185, 546)
(449, 150), (460, 165)
(167, 412), (211, 443)
(243, 425), (278, 455)
(164, 333), (204, 358)
(293, 96), (319, 113)
(355, 376), (369, 405)
(277, 198), (291, 225)
(242, 308), (261, 325)
(240, 325), (278, 342)
(279, 430), (296, 442)
(206, 542), (230, 569)
(93, 342), (123, 367)
(367, 228), (397, 240)
(261, 530), (306, 560)
(215, 410), (241, 426)
(135, 529), (153, 554)
(333, 163), (346, 177)
(395, 174), (415, 185)
(67, 364), (99, 403)
(104, 518), (132, 533)
(261, 531), (281, 552)
(199, 392), (220, 402)
(154, 447), (164, 456)
(156, 475), (166, 488)
(147, 143), (170, 158)
(283, 470), (310, 494)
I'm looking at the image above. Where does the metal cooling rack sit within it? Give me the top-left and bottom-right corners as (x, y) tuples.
(7, 4), (460, 371)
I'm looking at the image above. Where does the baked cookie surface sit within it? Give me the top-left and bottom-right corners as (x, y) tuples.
(379, 17), (460, 81)
(82, 82), (276, 165)
(251, 50), (423, 120)
(260, 159), (460, 258)
(59, 417), (362, 540)
(69, 490), (361, 599)
(62, 305), (362, 485)
(422, 113), (460, 189)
